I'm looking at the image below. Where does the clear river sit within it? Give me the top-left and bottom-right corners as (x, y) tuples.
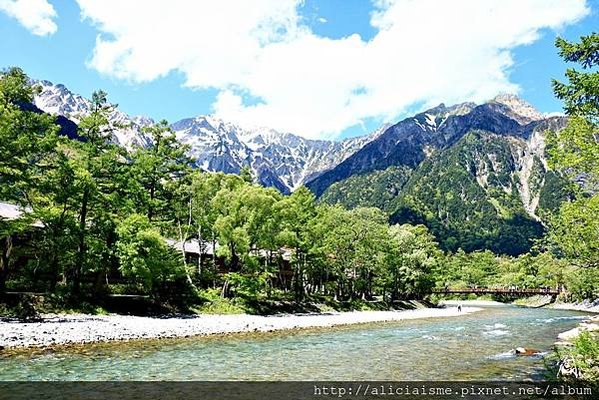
(0, 304), (591, 380)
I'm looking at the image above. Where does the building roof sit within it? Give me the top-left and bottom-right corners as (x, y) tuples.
(0, 202), (24, 220)
(0, 201), (44, 228)
(165, 238), (217, 256)
(250, 247), (293, 261)
(165, 238), (293, 260)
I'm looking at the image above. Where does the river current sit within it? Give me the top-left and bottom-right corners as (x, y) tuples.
(0, 304), (590, 380)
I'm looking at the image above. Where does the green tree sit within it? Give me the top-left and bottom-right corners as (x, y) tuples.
(440, 249), (499, 289)
(116, 214), (184, 296)
(276, 187), (317, 300)
(383, 224), (440, 300)
(549, 196), (599, 268)
(212, 182), (281, 299)
(33, 145), (80, 290)
(239, 165), (254, 184)
(547, 33), (599, 280)
(312, 206), (388, 300)
(190, 172), (242, 278)
(552, 33), (599, 122)
(69, 90), (126, 295)
(131, 120), (192, 222)
(0, 67), (58, 295)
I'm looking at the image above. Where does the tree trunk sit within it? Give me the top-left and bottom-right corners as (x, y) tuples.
(221, 280), (229, 298)
(49, 254), (59, 292)
(177, 220), (194, 286)
(230, 243), (240, 272)
(211, 239), (217, 270)
(94, 229), (116, 296)
(148, 179), (156, 222)
(197, 227), (203, 277)
(74, 187), (89, 295)
(293, 248), (303, 302)
(0, 236), (13, 296)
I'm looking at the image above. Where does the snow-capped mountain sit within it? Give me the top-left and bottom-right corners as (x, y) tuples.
(172, 115), (387, 193)
(33, 80), (152, 148)
(32, 79), (385, 193)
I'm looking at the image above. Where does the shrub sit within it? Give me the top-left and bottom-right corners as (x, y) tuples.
(558, 331), (599, 382)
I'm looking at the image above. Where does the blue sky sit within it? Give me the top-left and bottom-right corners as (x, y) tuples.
(0, 0), (596, 140)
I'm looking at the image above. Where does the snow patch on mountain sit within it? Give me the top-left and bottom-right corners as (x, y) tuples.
(33, 80), (152, 148)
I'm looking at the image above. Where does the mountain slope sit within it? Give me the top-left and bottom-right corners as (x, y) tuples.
(320, 166), (413, 212)
(390, 128), (568, 255)
(33, 79), (384, 194)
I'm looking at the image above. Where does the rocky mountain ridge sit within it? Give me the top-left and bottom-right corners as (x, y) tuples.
(33, 80), (153, 148)
(172, 115), (386, 192)
(306, 95), (562, 196)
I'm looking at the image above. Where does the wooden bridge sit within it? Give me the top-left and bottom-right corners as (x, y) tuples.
(432, 287), (560, 296)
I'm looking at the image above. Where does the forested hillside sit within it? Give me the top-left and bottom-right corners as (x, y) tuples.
(319, 100), (571, 255)
(320, 166), (412, 213)
(322, 126), (571, 255)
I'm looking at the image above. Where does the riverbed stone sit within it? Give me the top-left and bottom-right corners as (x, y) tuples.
(512, 347), (538, 356)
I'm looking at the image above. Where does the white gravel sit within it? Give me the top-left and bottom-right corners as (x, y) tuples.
(440, 299), (505, 306)
(0, 306), (481, 349)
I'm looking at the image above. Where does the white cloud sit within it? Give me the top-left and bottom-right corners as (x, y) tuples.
(0, 0), (57, 36)
(76, 0), (589, 139)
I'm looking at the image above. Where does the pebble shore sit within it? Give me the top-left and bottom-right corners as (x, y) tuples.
(557, 315), (599, 342)
(0, 306), (480, 349)
(546, 300), (599, 313)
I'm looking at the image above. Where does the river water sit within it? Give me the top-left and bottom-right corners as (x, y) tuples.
(0, 305), (591, 380)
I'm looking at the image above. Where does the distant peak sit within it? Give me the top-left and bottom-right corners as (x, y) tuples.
(491, 93), (543, 123)
(423, 103), (446, 115)
(493, 93), (522, 102)
(132, 115), (154, 127)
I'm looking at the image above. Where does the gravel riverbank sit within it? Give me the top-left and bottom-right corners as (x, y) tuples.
(0, 306), (480, 349)
(557, 315), (599, 342)
(545, 299), (599, 313)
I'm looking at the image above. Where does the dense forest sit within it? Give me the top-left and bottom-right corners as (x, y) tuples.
(0, 34), (597, 315)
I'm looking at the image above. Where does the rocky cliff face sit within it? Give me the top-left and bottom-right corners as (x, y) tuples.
(306, 96), (561, 197)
